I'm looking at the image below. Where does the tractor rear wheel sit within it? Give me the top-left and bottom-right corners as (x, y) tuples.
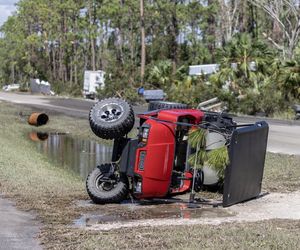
(86, 163), (129, 204)
(89, 98), (135, 140)
(148, 101), (188, 111)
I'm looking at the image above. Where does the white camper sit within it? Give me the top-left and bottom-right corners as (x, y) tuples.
(83, 70), (105, 99)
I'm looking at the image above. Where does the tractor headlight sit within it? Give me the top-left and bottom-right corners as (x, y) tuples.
(134, 176), (143, 193)
(135, 181), (142, 193)
(142, 127), (150, 139)
(139, 125), (150, 144)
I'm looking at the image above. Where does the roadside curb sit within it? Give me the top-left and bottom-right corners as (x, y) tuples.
(232, 114), (300, 126)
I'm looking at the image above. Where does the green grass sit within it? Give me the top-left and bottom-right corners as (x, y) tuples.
(0, 102), (299, 249)
(272, 109), (296, 120)
(263, 153), (300, 192)
(80, 220), (300, 250)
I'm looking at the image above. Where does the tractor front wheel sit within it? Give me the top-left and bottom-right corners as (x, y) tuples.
(86, 163), (129, 204)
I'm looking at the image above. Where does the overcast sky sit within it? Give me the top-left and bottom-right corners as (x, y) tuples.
(0, 0), (18, 27)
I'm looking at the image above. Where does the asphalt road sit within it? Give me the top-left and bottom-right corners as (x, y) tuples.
(1, 91), (299, 155)
(0, 198), (41, 250)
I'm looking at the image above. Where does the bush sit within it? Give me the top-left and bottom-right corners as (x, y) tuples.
(167, 78), (219, 107)
(220, 85), (285, 116)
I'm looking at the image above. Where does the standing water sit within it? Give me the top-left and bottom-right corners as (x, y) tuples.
(29, 132), (113, 179)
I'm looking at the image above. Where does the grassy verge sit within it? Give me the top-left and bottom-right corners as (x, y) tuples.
(263, 153), (300, 192)
(0, 102), (299, 249)
(80, 220), (300, 249)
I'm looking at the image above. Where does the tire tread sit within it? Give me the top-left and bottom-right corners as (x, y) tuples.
(86, 163), (129, 204)
(89, 98), (135, 140)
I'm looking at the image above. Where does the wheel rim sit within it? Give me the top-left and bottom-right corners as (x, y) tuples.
(97, 103), (124, 122)
(95, 174), (118, 192)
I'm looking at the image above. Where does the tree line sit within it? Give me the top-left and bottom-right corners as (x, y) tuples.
(0, 0), (299, 115)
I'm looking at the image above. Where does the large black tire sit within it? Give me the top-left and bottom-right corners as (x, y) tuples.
(89, 98), (135, 140)
(86, 163), (129, 204)
(148, 101), (188, 111)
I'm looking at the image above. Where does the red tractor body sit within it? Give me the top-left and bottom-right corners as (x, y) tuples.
(133, 109), (204, 198)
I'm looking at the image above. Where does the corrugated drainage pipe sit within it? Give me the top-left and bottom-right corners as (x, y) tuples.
(28, 113), (49, 126)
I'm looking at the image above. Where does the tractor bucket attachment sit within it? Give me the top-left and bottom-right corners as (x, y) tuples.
(223, 121), (269, 207)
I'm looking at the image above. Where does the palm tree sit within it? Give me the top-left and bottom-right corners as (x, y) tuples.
(148, 60), (173, 88)
(277, 60), (300, 102)
(213, 33), (275, 95)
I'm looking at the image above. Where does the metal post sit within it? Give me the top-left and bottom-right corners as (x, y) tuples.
(189, 142), (199, 203)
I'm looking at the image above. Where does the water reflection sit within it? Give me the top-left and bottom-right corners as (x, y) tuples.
(29, 132), (49, 141)
(30, 132), (113, 179)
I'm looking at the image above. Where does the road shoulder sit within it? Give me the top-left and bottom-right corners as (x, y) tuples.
(0, 197), (41, 250)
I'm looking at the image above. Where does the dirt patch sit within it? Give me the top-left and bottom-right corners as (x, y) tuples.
(229, 191), (300, 220)
(75, 191), (300, 231)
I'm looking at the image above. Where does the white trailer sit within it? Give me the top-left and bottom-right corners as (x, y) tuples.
(83, 70), (105, 99)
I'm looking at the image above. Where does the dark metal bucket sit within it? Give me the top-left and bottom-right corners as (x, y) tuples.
(223, 121), (269, 207)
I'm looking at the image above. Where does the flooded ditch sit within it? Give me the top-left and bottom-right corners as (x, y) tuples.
(28, 131), (113, 179)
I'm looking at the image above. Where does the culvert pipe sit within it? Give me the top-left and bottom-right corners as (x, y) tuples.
(28, 113), (49, 126)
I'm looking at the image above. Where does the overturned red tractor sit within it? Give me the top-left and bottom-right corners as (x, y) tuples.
(86, 98), (269, 207)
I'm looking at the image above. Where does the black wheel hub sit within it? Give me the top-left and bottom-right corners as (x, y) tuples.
(95, 173), (119, 192)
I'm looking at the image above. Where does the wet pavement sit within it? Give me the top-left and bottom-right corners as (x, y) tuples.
(29, 132), (113, 179)
(0, 198), (41, 250)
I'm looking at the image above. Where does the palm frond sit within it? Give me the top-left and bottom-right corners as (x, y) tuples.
(188, 128), (229, 177)
(188, 128), (207, 149)
(206, 146), (229, 178)
(188, 150), (208, 169)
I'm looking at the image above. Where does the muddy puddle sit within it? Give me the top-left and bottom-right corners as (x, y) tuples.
(28, 131), (113, 179)
(74, 192), (300, 231)
(74, 202), (232, 228)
